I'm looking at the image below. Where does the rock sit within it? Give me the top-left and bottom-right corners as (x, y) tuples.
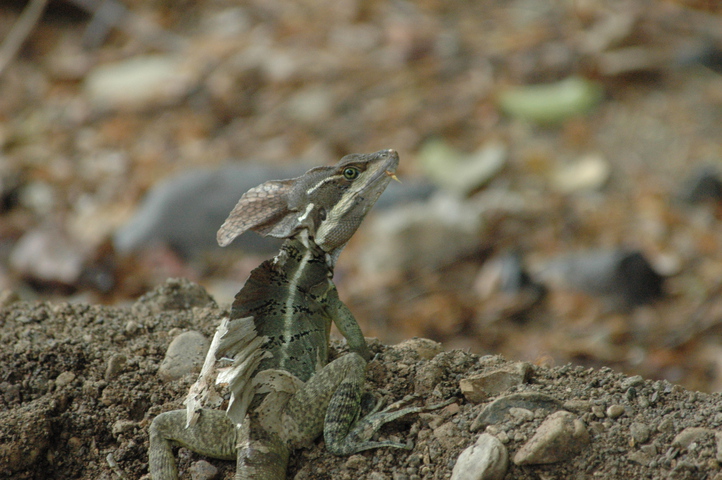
(0, 290), (20, 308)
(459, 362), (532, 403)
(497, 76), (604, 125)
(680, 166), (722, 204)
(105, 354), (127, 381)
(473, 253), (547, 323)
(359, 193), (483, 274)
(451, 433), (508, 480)
(621, 375), (645, 389)
(536, 249), (664, 309)
(508, 408), (534, 422)
(657, 417), (675, 432)
(111, 419), (137, 437)
(134, 278), (216, 313)
(550, 154), (611, 193)
(471, 392), (563, 432)
(344, 454), (367, 470)
(418, 139), (507, 195)
(9, 225), (85, 285)
(606, 404), (625, 419)
(114, 165), (301, 258)
(84, 55), (198, 111)
(474, 252), (538, 296)
(114, 164), (434, 258)
(672, 427), (713, 449)
(630, 422), (651, 444)
(189, 459), (219, 480)
(54, 371), (76, 388)
(628, 449), (653, 466)
(158, 331), (210, 381)
(512, 411), (590, 465)
(392, 337), (445, 361)
(591, 405), (605, 418)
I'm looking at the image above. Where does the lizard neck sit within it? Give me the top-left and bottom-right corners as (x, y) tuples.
(274, 235), (334, 289)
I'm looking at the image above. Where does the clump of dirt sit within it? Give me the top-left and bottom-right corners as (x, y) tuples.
(1, 279), (721, 480)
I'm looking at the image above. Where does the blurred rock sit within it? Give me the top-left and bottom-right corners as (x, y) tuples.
(9, 226), (85, 285)
(359, 193), (483, 274)
(475, 253), (536, 296)
(0, 164), (23, 213)
(114, 164), (434, 259)
(474, 253), (546, 324)
(84, 55), (199, 111)
(114, 165), (299, 258)
(680, 166), (722, 204)
(536, 249), (664, 309)
(550, 154), (610, 193)
(497, 76), (604, 125)
(0, 290), (20, 308)
(419, 139), (507, 195)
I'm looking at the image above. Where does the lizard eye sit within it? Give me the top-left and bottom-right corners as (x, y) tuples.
(342, 167), (360, 180)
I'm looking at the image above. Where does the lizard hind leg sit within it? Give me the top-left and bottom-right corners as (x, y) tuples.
(148, 409), (237, 480)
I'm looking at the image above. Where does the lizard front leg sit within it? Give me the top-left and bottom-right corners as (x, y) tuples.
(282, 352), (432, 456)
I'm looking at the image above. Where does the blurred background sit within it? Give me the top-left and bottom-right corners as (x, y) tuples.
(2, 0), (722, 392)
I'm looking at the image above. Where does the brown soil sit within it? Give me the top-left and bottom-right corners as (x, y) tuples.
(2, 279), (721, 480)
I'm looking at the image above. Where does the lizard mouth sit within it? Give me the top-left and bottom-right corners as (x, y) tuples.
(386, 170), (400, 183)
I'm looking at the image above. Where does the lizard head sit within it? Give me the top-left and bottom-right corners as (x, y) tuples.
(217, 149), (399, 262)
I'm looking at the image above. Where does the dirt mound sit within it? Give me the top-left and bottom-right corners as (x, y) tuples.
(1, 279), (720, 480)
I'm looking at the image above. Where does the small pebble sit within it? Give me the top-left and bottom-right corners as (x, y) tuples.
(105, 354), (127, 381)
(125, 321), (141, 336)
(55, 371), (76, 388)
(622, 375), (645, 389)
(189, 459), (219, 480)
(606, 405), (625, 419)
(111, 419), (136, 437)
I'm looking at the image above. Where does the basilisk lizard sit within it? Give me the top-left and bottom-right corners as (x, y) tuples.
(148, 149), (451, 479)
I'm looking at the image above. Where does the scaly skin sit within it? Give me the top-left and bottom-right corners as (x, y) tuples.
(148, 150), (451, 479)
